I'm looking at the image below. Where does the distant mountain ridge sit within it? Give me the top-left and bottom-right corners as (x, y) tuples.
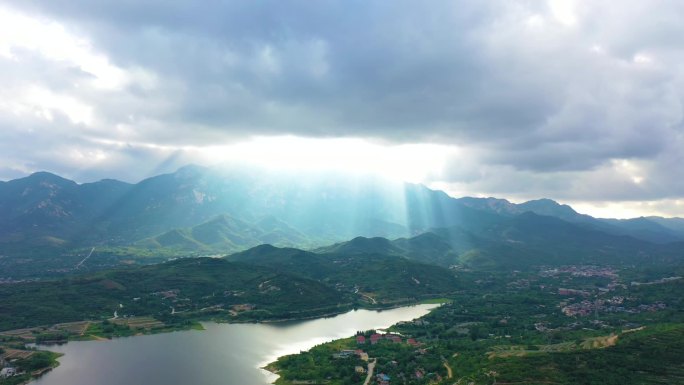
(456, 196), (684, 243)
(314, 217), (682, 269)
(1, 165), (683, 273)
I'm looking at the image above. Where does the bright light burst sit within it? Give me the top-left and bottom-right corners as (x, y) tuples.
(198, 136), (456, 183)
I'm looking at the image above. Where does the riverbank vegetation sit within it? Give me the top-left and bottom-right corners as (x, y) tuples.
(269, 264), (684, 385)
(0, 340), (61, 385)
(2, 241), (682, 385)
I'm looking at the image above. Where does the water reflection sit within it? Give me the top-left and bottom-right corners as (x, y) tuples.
(33, 304), (439, 385)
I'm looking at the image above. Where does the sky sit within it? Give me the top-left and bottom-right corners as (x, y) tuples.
(1, 0), (683, 218)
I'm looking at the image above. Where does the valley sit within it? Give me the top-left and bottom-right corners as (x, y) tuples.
(0, 167), (682, 385)
(3, 2), (684, 384)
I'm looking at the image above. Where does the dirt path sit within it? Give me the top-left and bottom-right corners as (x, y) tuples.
(443, 361), (453, 379)
(362, 358), (377, 385)
(360, 293), (377, 304)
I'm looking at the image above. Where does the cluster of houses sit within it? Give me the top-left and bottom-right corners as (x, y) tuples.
(330, 333), (428, 385)
(376, 372), (391, 385)
(329, 331), (439, 385)
(540, 265), (618, 279)
(561, 297), (666, 317)
(332, 349), (369, 361)
(355, 333), (421, 347)
(0, 366), (17, 379)
(631, 276), (682, 286)
(558, 288), (590, 297)
(0, 354), (20, 379)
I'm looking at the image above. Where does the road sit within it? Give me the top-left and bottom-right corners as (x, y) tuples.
(443, 362), (453, 378)
(362, 358), (377, 385)
(75, 247), (95, 269)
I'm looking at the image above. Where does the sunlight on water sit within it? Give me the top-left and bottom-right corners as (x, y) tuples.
(33, 304), (439, 385)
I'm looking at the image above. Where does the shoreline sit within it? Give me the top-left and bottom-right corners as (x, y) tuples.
(14, 301), (443, 385)
(5, 298), (438, 341)
(258, 302), (444, 384)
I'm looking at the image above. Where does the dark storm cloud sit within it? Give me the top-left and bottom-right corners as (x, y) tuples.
(1, 0), (684, 210)
(7, 0), (515, 140)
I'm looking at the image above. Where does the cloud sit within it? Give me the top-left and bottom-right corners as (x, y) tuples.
(1, 0), (684, 215)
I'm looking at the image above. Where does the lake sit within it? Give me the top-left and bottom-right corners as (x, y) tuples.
(32, 304), (439, 385)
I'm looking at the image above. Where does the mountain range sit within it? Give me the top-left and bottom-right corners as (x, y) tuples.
(1, 165), (683, 275)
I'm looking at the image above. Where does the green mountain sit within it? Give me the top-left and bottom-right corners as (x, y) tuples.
(313, 213), (683, 270)
(600, 217), (684, 243)
(0, 257), (351, 331)
(0, 172), (131, 245)
(315, 233), (462, 266)
(228, 244), (461, 302)
(314, 236), (405, 256)
(0, 243), (463, 331)
(136, 214), (314, 253)
(2, 165), (684, 277)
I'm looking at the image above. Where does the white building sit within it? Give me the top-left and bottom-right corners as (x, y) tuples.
(0, 367), (16, 378)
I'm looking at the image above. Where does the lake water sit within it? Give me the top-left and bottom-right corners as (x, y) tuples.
(32, 304), (438, 385)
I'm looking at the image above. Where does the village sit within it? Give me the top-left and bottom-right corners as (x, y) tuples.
(537, 265), (673, 319)
(329, 331), (441, 385)
(267, 262), (683, 385)
(2, 261), (680, 385)
(0, 341), (59, 384)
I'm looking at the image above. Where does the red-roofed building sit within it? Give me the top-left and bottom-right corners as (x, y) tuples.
(370, 333), (382, 344)
(356, 335), (366, 344)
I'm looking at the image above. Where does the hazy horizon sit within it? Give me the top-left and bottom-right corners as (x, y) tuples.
(2, 162), (679, 220)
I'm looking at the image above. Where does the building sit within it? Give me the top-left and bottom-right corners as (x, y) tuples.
(558, 288), (590, 297)
(355, 350), (369, 361)
(332, 350), (356, 359)
(356, 335), (366, 344)
(0, 367), (16, 378)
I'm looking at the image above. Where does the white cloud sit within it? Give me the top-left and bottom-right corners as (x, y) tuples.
(0, 5), (128, 90)
(548, 0), (578, 26)
(24, 86), (94, 125)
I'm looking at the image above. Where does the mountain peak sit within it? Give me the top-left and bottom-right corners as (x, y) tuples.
(521, 198), (562, 206)
(315, 236), (404, 256)
(518, 198), (582, 219)
(456, 196), (518, 215)
(348, 236), (392, 245)
(24, 171), (77, 186)
(173, 164), (208, 179)
(250, 243), (279, 252)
